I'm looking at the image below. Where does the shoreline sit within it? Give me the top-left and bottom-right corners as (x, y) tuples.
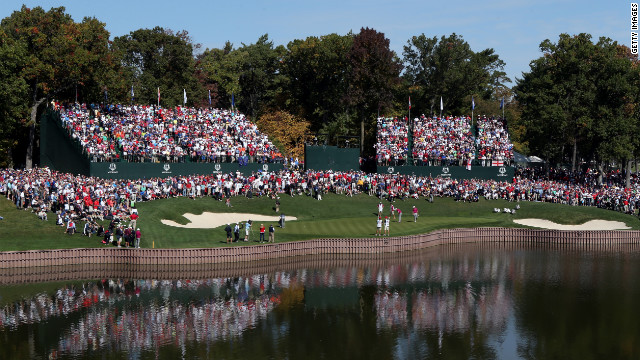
(1, 227), (638, 272)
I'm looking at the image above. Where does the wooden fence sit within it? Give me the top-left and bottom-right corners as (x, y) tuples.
(1, 228), (639, 271)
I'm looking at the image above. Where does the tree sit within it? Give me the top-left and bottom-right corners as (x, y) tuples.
(257, 111), (311, 159)
(0, 27), (28, 166)
(346, 28), (402, 155)
(197, 41), (237, 108)
(515, 33), (638, 172)
(236, 34), (285, 119)
(113, 27), (201, 107)
(281, 33), (353, 131)
(403, 33), (509, 116)
(1, 6), (115, 168)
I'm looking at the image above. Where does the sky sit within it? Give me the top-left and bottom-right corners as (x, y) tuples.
(0, 0), (632, 85)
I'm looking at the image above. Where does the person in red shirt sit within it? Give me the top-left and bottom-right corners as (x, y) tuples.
(259, 224), (266, 243)
(130, 212), (138, 230)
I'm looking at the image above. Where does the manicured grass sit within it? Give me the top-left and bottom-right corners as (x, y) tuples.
(2, 193), (639, 251)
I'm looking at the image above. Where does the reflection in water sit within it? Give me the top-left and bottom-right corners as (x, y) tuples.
(1, 246), (639, 359)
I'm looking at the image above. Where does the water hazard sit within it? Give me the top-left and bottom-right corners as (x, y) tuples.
(1, 244), (639, 359)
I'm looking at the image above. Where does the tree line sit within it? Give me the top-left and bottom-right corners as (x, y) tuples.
(0, 5), (638, 176)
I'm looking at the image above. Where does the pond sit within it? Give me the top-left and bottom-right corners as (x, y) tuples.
(1, 244), (639, 359)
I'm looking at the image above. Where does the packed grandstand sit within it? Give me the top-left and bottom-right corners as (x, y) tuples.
(56, 103), (284, 164)
(375, 115), (514, 167)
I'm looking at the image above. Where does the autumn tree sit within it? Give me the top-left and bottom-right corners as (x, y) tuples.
(257, 111), (311, 160)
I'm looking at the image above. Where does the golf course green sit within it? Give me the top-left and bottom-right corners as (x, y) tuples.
(2, 193), (639, 252)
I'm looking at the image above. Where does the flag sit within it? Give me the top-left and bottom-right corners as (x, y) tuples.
(232, 93), (235, 109)
(131, 85), (134, 103)
(491, 160), (504, 167)
(157, 87), (160, 105)
(440, 96), (443, 111)
(500, 97), (504, 110)
(472, 97), (475, 110)
(408, 96), (411, 110)
(183, 89), (187, 106)
(208, 89), (211, 106)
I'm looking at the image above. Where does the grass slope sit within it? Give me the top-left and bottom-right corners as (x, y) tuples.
(2, 193), (639, 251)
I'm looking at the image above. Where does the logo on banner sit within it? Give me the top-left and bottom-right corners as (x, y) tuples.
(162, 164), (172, 174)
(108, 163), (118, 174)
(498, 167), (508, 177)
(213, 163), (222, 173)
(440, 167), (451, 177)
(387, 167), (395, 174)
(262, 164), (269, 172)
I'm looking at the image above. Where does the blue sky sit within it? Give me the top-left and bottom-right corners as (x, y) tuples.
(1, 1), (631, 84)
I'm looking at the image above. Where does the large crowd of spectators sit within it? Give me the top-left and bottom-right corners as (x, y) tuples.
(411, 116), (476, 166)
(3, 165), (640, 241)
(376, 115), (514, 166)
(57, 103), (284, 164)
(375, 117), (408, 166)
(475, 116), (513, 165)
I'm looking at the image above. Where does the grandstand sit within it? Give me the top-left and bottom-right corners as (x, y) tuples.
(41, 103), (286, 178)
(375, 115), (515, 180)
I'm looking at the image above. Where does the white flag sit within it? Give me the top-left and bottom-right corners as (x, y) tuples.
(183, 89), (187, 105)
(440, 96), (443, 111)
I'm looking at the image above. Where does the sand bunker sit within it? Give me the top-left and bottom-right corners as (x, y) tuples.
(513, 218), (631, 230)
(161, 212), (296, 229)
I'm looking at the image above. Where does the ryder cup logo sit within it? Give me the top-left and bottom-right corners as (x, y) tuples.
(498, 167), (508, 177)
(162, 163), (172, 174)
(387, 167), (395, 174)
(441, 167), (451, 177)
(108, 163), (118, 174)
(263, 164), (269, 172)
(214, 163), (222, 173)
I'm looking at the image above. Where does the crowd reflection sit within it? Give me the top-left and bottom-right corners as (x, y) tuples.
(1, 248), (633, 359)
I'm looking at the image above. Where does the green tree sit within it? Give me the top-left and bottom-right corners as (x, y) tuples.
(403, 33), (509, 116)
(197, 41), (237, 108)
(113, 27), (201, 107)
(515, 33), (638, 172)
(1, 6), (115, 168)
(281, 33), (353, 131)
(236, 34), (285, 119)
(0, 27), (28, 166)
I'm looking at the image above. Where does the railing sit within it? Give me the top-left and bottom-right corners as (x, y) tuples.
(1, 228), (638, 273)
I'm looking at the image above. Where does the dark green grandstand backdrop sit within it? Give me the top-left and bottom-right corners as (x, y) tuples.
(91, 162), (283, 179)
(377, 165), (514, 181)
(304, 145), (360, 172)
(40, 110), (91, 176)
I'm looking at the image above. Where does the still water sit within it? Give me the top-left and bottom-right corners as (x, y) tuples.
(1, 244), (639, 360)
